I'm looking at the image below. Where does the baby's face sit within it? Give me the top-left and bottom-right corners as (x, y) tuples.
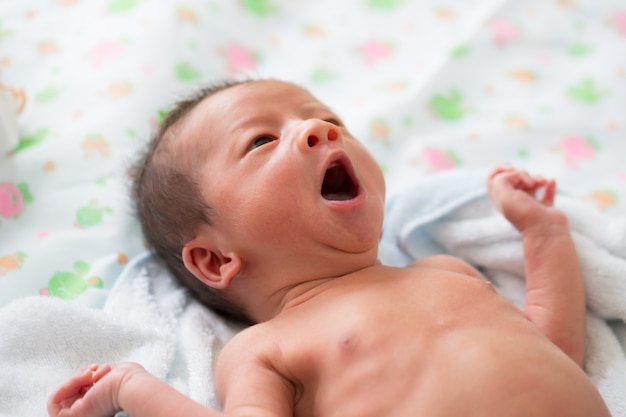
(183, 80), (386, 280)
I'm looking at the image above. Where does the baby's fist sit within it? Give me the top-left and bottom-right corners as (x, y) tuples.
(487, 164), (566, 233)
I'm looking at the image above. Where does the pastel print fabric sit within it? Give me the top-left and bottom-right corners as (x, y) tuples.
(0, 0), (625, 306)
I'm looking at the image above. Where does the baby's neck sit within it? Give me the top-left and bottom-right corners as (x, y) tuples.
(246, 261), (383, 323)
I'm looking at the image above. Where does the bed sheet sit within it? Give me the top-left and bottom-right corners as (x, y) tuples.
(1, 0), (625, 312)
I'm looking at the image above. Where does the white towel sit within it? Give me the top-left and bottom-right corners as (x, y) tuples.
(381, 169), (626, 416)
(0, 253), (241, 417)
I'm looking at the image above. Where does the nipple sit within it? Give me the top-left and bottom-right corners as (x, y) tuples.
(339, 332), (357, 352)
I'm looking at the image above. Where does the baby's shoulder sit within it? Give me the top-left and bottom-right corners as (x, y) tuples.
(408, 254), (485, 280)
(215, 322), (301, 405)
(217, 323), (281, 375)
(221, 323), (276, 356)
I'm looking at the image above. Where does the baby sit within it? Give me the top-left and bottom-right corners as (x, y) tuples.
(48, 79), (611, 417)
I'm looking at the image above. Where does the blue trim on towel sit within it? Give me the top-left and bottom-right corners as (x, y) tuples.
(108, 250), (153, 294)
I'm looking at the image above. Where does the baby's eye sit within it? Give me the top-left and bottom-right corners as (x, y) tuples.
(250, 136), (276, 149)
(325, 118), (342, 127)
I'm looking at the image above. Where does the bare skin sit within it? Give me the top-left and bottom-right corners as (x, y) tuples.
(48, 81), (610, 417)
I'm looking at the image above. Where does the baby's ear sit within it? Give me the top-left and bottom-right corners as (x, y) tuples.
(182, 237), (241, 290)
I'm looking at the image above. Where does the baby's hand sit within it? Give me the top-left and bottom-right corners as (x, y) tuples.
(487, 164), (568, 235)
(47, 362), (145, 417)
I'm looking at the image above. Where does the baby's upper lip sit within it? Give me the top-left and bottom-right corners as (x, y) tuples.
(319, 150), (360, 201)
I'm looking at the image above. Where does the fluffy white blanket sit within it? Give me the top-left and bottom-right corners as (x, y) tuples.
(1, 170), (624, 416)
(0, 252), (242, 417)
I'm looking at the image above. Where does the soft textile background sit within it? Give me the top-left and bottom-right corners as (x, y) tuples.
(1, 0), (625, 306)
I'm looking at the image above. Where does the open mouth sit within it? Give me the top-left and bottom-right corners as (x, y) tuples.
(321, 160), (359, 201)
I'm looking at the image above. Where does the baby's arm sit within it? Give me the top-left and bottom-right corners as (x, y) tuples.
(487, 165), (585, 367)
(48, 362), (226, 417)
(48, 330), (295, 417)
(215, 327), (297, 417)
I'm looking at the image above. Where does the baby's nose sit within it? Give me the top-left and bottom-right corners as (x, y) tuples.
(304, 121), (339, 148)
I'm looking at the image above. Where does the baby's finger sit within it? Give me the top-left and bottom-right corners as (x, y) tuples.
(91, 363), (112, 383)
(517, 171), (536, 190)
(540, 179), (556, 206)
(488, 163), (515, 180)
(48, 368), (94, 405)
(491, 169), (533, 191)
(78, 363), (98, 373)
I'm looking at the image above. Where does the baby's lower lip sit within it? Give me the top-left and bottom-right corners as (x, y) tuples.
(321, 189), (366, 211)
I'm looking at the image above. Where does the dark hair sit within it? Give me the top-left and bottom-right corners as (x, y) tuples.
(131, 79), (254, 324)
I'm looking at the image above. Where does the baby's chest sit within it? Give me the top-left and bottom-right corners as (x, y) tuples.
(278, 273), (520, 382)
(278, 304), (493, 417)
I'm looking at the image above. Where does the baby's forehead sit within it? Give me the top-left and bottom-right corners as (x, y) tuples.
(208, 80), (322, 107)
(194, 81), (332, 125)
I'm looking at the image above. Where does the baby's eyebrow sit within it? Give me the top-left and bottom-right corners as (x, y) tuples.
(230, 115), (268, 134)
